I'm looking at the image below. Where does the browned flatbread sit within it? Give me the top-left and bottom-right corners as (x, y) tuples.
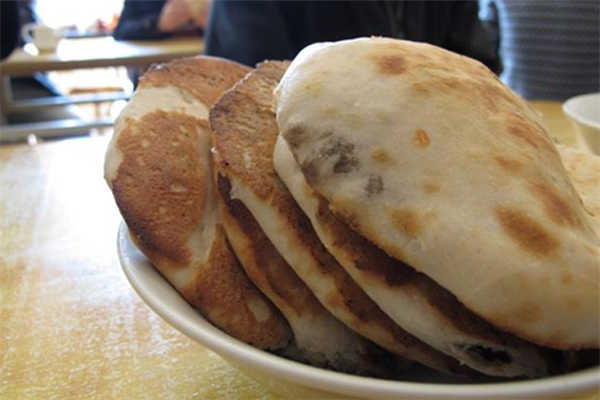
(215, 171), (404, 375)
(105, 56), (291, 349)
(210, 60), (476, 376)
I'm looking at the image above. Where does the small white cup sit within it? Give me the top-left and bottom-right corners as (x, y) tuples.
(21, 23), (62, 53)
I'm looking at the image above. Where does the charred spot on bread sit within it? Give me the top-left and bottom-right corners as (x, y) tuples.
(374, 54), (407, 75)
(423, 182), (440, 194)
(371, 147), (395, 166)
(463, 345), (513, 365)
(529, 181), (579, 227)
(321, 136), (360, 174)
(365, 175), (384, 197)
(496, 207), (558, 256)
(390, 208), (421, 236)
(282, 124), (307, 150)
(494, 155), (523, 173)
(414, 129), (431, 148)
(505, 112), (556, 154)
(301, 135), (361, 178)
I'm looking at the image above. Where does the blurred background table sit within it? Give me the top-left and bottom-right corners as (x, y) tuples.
(0, 37), (203, 142)
(0, 37), (204, 76)
(0, 102), (591, 400)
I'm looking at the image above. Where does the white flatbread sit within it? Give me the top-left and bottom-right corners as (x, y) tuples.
(274, 135), (550, 378)
(275, 38), (600, 349)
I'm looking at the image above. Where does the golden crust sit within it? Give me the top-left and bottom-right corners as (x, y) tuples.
(215, 172), (324, 319)
(140, 56), (250, 107)
(130, 227), (291, 349)
(182, 224), (292, 349)
(113, 111), (206, 268)
(210, 61), (291, 199)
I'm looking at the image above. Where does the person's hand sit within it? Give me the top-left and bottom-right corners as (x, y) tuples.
(193, 2), (210, 30)
(158, 0), (192, 33)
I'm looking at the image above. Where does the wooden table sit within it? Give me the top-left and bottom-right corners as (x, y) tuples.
(0, 37), (204, 76)
(0, 103), (592, 400)
(0, 37), (204, 142)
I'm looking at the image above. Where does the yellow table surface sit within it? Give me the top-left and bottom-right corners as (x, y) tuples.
(0, 102), (593, 400)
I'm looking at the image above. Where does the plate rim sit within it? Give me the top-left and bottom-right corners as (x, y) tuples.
(117, 221), (600, 399)
(563, 92), (600, 130)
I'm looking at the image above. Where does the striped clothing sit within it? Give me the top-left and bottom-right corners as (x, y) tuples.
(480, 0), (599, 101)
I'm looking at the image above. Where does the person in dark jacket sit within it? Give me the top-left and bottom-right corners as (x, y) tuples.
(1, 1), (20, 60)
(204, 0), (500, 73)
(113, 0), (208, 41)
(114, 0), (209, 86)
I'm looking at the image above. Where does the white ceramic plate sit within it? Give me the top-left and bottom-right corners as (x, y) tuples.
(563, 92), (600, 154)
(563, 93), (600, 130)
(118, 222), (600, 399)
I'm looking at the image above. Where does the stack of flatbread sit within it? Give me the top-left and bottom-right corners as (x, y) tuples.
(105, 37), (599, 380)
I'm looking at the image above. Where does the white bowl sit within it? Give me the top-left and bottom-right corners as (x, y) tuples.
(117, 222), (600, 399)
(563, 93), (600, 154)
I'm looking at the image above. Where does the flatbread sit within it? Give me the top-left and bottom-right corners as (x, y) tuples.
(210, 61), (477, 376)
(105, 56), (291, 349)
(275, 136), (551, 378)
(275, 37), (600, 349)
(558, 144), (600, 238)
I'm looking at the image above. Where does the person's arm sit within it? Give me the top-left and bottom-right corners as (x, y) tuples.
(478, 0), (501, 66)
(204, 0), (295, 66)
(113, 1), (169, 41)
(445, 1), (502, 74)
